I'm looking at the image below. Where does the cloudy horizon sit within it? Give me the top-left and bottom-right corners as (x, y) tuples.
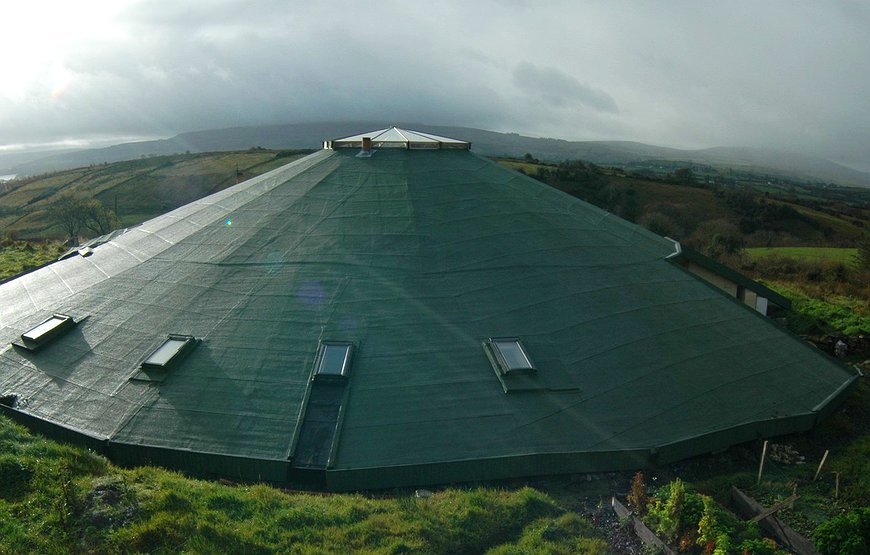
(1, 1), (868, 168)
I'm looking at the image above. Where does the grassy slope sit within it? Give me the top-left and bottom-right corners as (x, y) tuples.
(766, 281), (869, 336)
(0, 242), (64, 281)
(0, 150), (309, 240)
(0, 416), (608, 555)
(746, 246), (858, 265)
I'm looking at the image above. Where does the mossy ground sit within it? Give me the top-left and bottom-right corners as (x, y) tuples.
(0, 416), (609, 554)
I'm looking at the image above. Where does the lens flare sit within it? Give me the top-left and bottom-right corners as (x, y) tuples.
(50, 69), (72, 102)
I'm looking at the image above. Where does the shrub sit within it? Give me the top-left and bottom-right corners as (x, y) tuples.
(646, 479), (687, 540)
(696, 496), (718, 551)
(738, 537), (780, 554)
(813, 507), (870, 555)
(627, 471), (648, 515)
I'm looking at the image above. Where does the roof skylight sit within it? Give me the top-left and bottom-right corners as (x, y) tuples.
(314, 342), (353, 379)
(141, 334), (197, 370)
(18, 314), (76, 351)
(486, 338), (536, 375)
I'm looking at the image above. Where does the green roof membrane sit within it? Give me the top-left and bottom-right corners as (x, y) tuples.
(0, 145), (857, 490)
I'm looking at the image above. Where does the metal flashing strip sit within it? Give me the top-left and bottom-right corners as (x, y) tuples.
(664, 236), (682, 259)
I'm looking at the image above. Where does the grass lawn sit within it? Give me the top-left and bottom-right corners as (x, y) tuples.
(746, 246), (859, 265)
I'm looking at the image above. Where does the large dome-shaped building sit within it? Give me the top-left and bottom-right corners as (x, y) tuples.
(0, 128), (856, 490)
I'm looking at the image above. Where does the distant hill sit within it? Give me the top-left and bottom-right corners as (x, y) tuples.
(690, 146), (870, 188)
(0, 147), (81, 175)
(9, 122), (870, 188)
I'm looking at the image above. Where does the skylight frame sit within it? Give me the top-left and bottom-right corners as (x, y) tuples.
(18, 313), (76, 351)
(485, 337), (536, 375)
(140, 334), (197, 370)
(313, 341), (354, 381)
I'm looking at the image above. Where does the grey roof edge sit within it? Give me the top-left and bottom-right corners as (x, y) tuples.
(0, 404), (110, 448)
(131, 149), (333, 239)
(58, 227), (135, 261)
(8, 366), (855, 492)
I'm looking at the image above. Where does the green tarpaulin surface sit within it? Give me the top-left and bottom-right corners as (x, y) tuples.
(0, 148), (856, 490)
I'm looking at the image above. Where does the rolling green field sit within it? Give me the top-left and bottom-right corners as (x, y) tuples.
(746, 246), (859, 265)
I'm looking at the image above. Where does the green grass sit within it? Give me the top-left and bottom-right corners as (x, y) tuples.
(747, 247), (859, 265)
(764, 281), (869, 336)
(0, 241), (64, 281)
(0, 415), (608, 554)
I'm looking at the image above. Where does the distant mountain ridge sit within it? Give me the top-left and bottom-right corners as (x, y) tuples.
(9, 122), (870, 188)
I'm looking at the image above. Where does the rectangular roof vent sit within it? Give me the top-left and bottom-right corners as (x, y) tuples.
(314, 342), (353, 380)
(17, 314), (77, 351)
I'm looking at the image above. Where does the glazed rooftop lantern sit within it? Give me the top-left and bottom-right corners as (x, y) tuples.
(323, 126), (471, 150)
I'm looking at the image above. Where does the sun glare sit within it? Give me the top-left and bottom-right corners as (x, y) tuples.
(0, 1), (135, 103)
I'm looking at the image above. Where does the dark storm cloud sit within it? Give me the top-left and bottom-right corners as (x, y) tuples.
(1, 1), (868, 167)
(512, 62), (617, 112)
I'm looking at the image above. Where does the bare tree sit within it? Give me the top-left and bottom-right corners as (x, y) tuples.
(81, 199), (119, 236)
(52, 193), (87, 245)
(51, 193), (119, 244)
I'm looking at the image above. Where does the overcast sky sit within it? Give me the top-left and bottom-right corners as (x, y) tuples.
(1, 0), (868, 168)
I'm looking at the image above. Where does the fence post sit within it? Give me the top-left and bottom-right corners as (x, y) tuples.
(757, 440), (769, 485)
(813, 449), (829, 481)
